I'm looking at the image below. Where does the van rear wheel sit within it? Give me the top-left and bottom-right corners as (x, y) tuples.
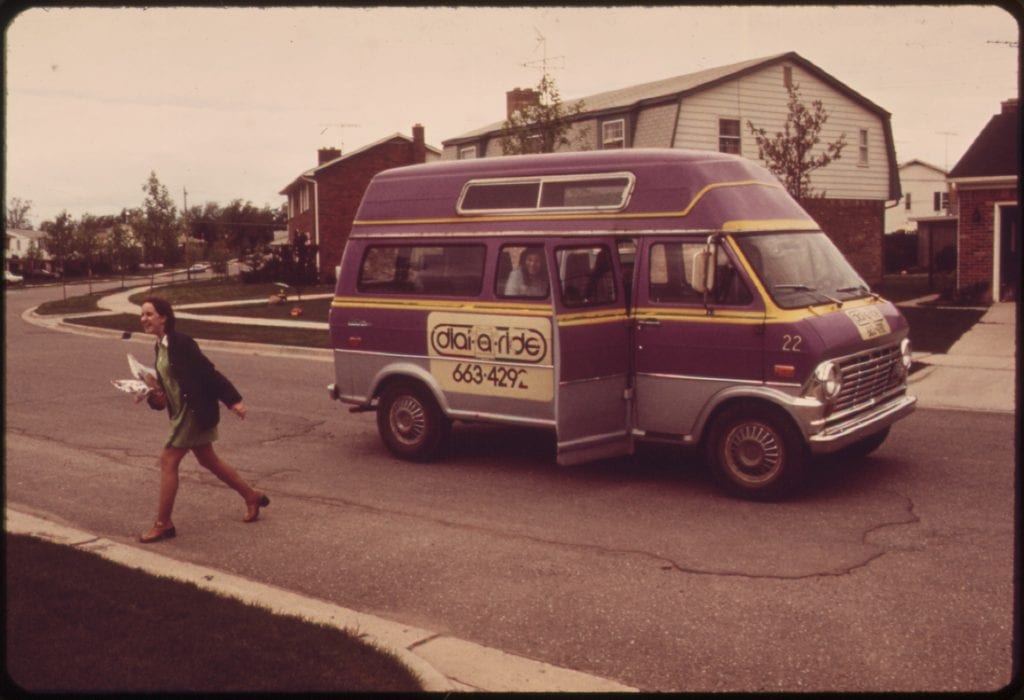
(706, 404), (808, 501)
(377, 382), (449, 461)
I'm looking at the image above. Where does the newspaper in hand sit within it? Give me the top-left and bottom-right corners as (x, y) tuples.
(112, 353), (160, 403)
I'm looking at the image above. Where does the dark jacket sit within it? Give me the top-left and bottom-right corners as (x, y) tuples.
(148, 330), (242, 431)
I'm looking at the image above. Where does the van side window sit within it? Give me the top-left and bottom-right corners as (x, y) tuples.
(357, 245), (486, 296)
(649, 243), (751, 305)
(497, 245), (550, 299)
(557, 246), (617, 307)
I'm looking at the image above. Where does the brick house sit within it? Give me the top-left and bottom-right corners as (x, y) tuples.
(442, 52), (900, 284)
(280, 125), (440, 282)
(947, 98), (1020, 302)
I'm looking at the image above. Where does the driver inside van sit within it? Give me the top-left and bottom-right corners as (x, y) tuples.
(504, 248), (549, 297)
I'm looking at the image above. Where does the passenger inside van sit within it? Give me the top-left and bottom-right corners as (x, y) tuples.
(504, 247), (549, 298)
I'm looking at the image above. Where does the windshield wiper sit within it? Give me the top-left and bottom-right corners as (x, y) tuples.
(773, 284), (843, 307)
(836, 284), (880, 300)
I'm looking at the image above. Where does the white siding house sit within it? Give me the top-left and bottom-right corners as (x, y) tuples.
(5, 228), (52, 272)
(885, 160), (951, 233)
(442, 52), (900, 282)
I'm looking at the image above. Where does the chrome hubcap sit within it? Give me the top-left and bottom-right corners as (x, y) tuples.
(390, 396), (426, 446)
(724, 422), (782, 483)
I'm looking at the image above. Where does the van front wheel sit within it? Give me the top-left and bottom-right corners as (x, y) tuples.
(377, 382), (449, 461)
(706, 405), (808, 501)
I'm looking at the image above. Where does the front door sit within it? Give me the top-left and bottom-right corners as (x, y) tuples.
(632, 237), (766, 440)
(999, 204), (1021, 301)
(552, 240), (633, 465)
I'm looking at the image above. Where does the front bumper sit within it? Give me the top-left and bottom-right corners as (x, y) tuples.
(807, 394), (917, 453)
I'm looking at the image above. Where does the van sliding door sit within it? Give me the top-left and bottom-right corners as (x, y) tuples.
(553, 241), (633, 465)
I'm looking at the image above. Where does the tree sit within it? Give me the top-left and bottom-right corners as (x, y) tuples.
(105, 222), (141, 288)
(6, 197), (33, 229)
(138, 172), (179, 265)
(42, 211), (76, 301)
(500, 72), (587, 155)
(746, 82), (847, 200)
(74, 214), (103, 294)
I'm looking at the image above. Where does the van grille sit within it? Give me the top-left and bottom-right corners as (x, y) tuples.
(833, 345), (902, 414)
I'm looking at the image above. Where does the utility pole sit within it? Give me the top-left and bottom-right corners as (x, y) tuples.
(183, 186), (190, 280)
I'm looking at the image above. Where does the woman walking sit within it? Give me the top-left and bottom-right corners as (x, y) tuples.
(138, 296), (268, 543)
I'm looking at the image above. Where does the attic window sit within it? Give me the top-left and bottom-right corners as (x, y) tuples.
(458, 173), (635, 215)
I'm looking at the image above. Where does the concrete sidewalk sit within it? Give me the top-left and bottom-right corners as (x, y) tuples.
(906, 301), (1017, 413)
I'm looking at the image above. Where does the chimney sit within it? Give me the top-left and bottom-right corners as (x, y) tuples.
(412, 124), (426, 163)
(1001, 98), (1018, 115)
(318, 147), (341, 165)
(506, 87), (541, 118)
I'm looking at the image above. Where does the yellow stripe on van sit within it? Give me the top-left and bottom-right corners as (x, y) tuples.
(331, 296), (553, 316)
(556, 309), (630, 327)
(722, 219), (819, 232)
(352, 180), (795, 228)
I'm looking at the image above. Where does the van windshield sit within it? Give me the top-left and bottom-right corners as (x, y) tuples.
(735, 231), (871, 309)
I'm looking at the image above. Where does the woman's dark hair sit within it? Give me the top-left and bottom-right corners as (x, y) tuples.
(142, 296), (176, 334)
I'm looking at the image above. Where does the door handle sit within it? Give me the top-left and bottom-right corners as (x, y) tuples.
(637, 318), (661, 328)
(347, 319), (371, 328)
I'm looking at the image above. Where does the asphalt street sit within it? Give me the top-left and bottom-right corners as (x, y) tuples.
(4, 280), (1018, 692)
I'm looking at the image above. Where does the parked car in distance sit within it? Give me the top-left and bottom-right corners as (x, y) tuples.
(139, 263), (165, 270)
(188, 263), (211, 273)
(5, 270), (24, 284)
(24, 269), (60, 280)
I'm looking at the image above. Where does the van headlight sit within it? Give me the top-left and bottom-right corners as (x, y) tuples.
(891, 337), (913, 383)
(806, 360), (842, 402)
(900, 337), (913, 370)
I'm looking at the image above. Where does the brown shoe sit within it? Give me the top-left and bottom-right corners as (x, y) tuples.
(140, 522), (176, 543)
(244, 493), (270, 523)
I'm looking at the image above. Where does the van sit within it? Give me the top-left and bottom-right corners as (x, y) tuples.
(327, 149), (915, 499)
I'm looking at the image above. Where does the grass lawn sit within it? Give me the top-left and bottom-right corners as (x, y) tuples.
(900, 305), (987, 354)
(186, 297), (333, 322)
(5, 534), (422, 693)
(127, 279), (335, 307)
(34, 290), (108, 316)
(65, 313), (331, 348)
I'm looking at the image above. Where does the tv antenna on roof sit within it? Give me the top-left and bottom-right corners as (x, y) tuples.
(318, 122), (360, 149)
(521, 27), (565, 78)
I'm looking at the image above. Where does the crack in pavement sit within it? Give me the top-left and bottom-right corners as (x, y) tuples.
(285, 489), (924, 581)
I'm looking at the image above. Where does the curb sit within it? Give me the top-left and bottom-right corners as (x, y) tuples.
(24, 307), (334, 362)
(4, 510), (454, 692)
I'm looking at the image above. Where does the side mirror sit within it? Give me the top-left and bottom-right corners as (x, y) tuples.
(691, 249), (715, 293)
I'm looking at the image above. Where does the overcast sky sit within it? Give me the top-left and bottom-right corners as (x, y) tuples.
(4, 5), (1019, 227)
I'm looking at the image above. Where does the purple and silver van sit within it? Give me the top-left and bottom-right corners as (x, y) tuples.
(327, 149), (915, 499)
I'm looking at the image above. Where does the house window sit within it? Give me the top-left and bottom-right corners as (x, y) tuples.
(299, 185), (311, 213)
(933, 191), (949, 211)
(783, 66), (793, 88)
(905, 193), (912, 211)
(601, 119), (625, 149)
(858, 129), (869, 165)
(719, 119), (741, 154)
(458, 145), (477, 160)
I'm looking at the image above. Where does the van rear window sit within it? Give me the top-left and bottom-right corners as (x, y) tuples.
(458, 173), (633, 214)
(357, 245), (486, 296)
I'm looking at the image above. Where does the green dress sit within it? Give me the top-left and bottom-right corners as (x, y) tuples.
(157, 341), (218, 449)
